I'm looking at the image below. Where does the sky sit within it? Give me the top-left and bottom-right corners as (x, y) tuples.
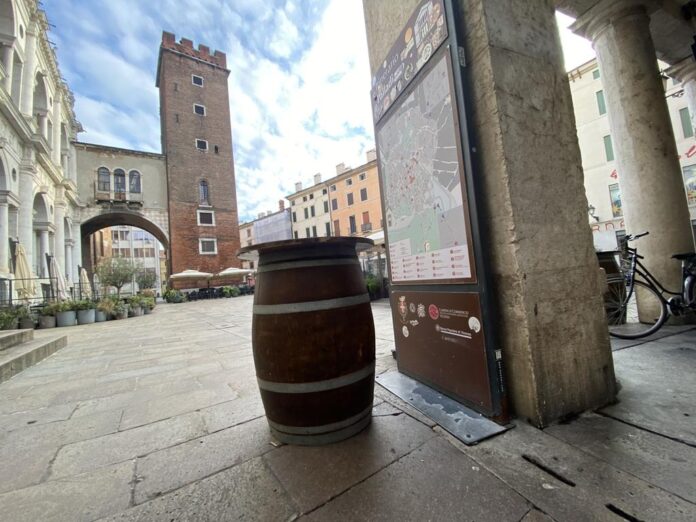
(44, 2), (595, 223)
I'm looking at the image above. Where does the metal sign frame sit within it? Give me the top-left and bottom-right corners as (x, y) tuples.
(373, 0), (506, 419)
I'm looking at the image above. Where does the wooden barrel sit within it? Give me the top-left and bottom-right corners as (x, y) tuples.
(239, 237), (375, 445)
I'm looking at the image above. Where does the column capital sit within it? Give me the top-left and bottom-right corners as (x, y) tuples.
(665, 57), (696, 84)
(571, 0), (658, 42)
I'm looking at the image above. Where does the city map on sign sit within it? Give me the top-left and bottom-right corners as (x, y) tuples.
(377, 52), (472, 283)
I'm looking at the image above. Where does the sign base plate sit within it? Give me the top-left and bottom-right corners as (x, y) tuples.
(376, 371), (511, 445)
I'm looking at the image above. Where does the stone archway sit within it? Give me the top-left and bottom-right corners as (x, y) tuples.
(80, 211), (169, 276)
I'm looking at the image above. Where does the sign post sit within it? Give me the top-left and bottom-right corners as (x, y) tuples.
(372, 0), (506, 420)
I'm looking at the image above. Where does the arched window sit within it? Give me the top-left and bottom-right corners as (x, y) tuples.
(97, 167), (110, 191)
(129, 170), (141, 193)
(199, 180), (209, 205)
(114, 169), (126, 193)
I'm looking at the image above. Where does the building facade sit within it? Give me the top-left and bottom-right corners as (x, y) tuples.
(1, 1), (243, 302)
(569, 58), (695, 249)
(0, 0), (82, 295)
(288, 174), (331, 239)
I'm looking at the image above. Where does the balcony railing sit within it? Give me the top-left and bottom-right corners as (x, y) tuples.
(94, 182), (143, 204)
(361, 222), (372, 232)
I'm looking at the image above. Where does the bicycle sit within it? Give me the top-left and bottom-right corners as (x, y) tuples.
(604, 231), (696, 339)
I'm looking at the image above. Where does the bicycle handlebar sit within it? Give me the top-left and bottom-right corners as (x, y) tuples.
(625, 231), (649, 242)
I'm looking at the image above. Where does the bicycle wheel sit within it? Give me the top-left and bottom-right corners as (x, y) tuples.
(606, 280), (667, 339)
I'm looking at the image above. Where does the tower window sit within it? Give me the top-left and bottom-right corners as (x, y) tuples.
(196, 139), (208, 151)
(199, 238), (217, 254)
(199, 180), (210, 205)
(214, 145), (219, 154)
(197, 210), (215, 226)
(192, 75), (204, 86)
(194, 104), (206, 116)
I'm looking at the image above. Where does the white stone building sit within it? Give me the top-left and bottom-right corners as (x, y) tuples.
(287, 174), (332, 239)
(0, 0), (82, 299)
(570, 58), (695, 249)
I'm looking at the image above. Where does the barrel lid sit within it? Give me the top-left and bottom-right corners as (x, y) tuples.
(238, 237), (374, 261)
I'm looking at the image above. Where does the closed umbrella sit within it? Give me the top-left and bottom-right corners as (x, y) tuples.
(13, 244), (35, 301)
(169, 269), (213, 280)
(80, 268), (92, 299)
(50, 257), (69, 301)
(215, 267), (254, 278)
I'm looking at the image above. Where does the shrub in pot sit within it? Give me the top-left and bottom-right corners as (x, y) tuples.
(74, 299), (96, 325)
(113, 302), (128, 320)
(142, 297), (155, 315)
(39, 303), (59, 328)
(16, 305), (34, 329)
(55, 301), (77, 327)
(0, 307), (19, 330)
(96, 299), (114, 322)
(164, 289), (186, 303)
(128, 295), (143, 317)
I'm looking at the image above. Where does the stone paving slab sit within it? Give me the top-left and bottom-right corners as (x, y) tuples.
(0, 460), (133, 522)
(602, 337), (696, 445)
(264, 404), (437, 513)
(51, 411), (207, 478)
(303, 436), (531, 521)
(546, 412), (696, 504)
(101, 456), (298, 522)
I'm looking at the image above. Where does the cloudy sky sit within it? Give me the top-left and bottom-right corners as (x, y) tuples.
(45, 2), (594, 223)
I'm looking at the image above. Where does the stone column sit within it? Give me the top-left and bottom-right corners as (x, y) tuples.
(69, 145), (77, 181)
(51, 96), (62, 164)
(37, 112), (48, 140)
(2, 44), (14, 93)
(665, 58), (696, 136)
(54, 199), (65, 278)
(72, 221), (82, 283)
(573, 0), (694, 305)
(65, 240), (73, 282)
(19, 27), (36, 117)
(18, 169), (34, 274)
(39, 229), (49, 278)
(363, 0), (616, 427)
(0, 202), (8, 274)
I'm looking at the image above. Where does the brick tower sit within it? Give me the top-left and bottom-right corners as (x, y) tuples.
(156, 32), (240, 284)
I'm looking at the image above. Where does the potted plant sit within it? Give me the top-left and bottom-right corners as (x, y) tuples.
(38, 303), (58, 329)
(15, 305), (34, 329)
(55, 301), (77, 328)
(142, 296), (156, 315)
(164, 289), (186, 303)
(0, 307), (18, 330)
(128, 295), (144, 317)
(113, 301), (128, 320)
(365, 274), (381, 301)
(74, 299), (96, 325)
(96, 299), (114, 322)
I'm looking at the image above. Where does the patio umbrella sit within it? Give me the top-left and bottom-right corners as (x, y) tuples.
(13, 244), (35, 301)
(80, 267), (93, 299)
(169, 269), (213, 280)
(215, 267), (254, 277)
(50, 256), (69, 301)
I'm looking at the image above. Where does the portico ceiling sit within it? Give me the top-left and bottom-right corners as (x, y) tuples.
(556, 0), (695, 66)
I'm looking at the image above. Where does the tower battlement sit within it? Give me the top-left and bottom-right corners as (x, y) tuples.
(160, 31), (227, 69)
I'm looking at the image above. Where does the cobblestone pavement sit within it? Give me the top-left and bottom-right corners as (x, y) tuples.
(0, 297), (694, 521)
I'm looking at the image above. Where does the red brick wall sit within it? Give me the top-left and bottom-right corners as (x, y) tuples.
(157, 34), (241, 277)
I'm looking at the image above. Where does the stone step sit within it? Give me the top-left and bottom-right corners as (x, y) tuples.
(0, 335), (68, 384)
(0, 330), (35, 352)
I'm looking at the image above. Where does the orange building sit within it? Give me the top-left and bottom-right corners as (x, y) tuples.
(328, 150), (381, 237)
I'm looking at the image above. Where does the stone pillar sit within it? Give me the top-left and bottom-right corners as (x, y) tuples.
(51, 96), (62, 164)
(19, 27), (36, 117)
(666, 58), (696, 136)
(39, 229), (49, 278)
(72, 221), (82, 283)
(573, 1), (694, 304)
(2, 44), (14, 93)
(37, 112), (48, 139)
(54, 199), (65, 278)
(0, 202), (8, 274)
(69, 145), (77, 181)
(362, 0), (616, 427)
(18, 169), (34, 274)
(65, 240), (73, 282)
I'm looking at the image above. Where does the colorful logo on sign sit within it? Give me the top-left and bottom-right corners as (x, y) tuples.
(428, 304), (439, 320)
